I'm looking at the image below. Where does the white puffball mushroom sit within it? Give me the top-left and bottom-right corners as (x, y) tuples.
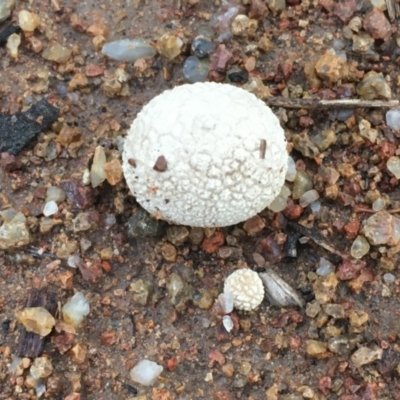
(224, 269), (264, 311)
(122, 82), (288, 227)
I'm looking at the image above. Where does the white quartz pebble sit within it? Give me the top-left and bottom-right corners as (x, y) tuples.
(102, 39), (156, 62)
(62, 292), (90, 327)
(386, 109), (400, 131)
(222, 315), (234, 332)
(130, 360), (163, 386)
(43, 201), (58, 216)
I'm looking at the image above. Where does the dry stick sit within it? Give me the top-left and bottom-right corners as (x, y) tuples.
(354, 206), (400, 214)
(264, 97), (399, 109)
(288, 222), (365, 266)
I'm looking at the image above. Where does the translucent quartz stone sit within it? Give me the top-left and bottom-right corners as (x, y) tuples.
(183, 56), (209, 83)
(372, 197), (386, 212)
(316, 257), (335, 276)
(102, 39), (156, 62)
(43, 201), (58, 217)
(268, 185), (291, 212)
(387, 156), (400, 179)
(299, 189), (320, 208)
(62, 292), (90, 327)
(386, 109), (400, 131)
(46, 186), (66, 203)
(130, 360), (163, 386)
(285, 156), (296, 182)
(292, 170), (313, 199)
(351, 235), (370, 259)
(222, 315), (233, 332)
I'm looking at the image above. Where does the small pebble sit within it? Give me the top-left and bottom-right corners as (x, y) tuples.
(6, 33), (20, 58)
(231, 14), (257, 37)
(299, 190), (320, 208)
(386, 109), (400, 131)
(0, 210), (30, 249)
(310, 200), (321, 213)
(90, 146), (107, 188)
(102, 39), (156, 62)
(357, 71), (391, 100)
(212, 5), (242, 34)
(222, 315), (234, 332)
(127, 208), (166, 238)
(363, 8), (392, 40)
(30, 357), (53, 379)
(352, 33), (374, 53)
(15, 307), (55, 336)
(191, 37), (215, 58)
(266, 0), (286, 13)
(43, 201), (58, 217)
(316, 258), (335, 276)
(292, 170), (313, 199)
(359, 119), (378, 143)
(351, 346), (383, 368)
(35, 381), (46, 398)
(372, 197), (386, 211)
(166, 226), (189, 246)
(370, 0), (386, 10)
(18, 10), (40, 32)
(156, 33), (183, 60)
(363, 211), (400, 246)
(312, 129), (337, 151)
(62, 292), (90, 327)
(216, 292), (234, 314)
(42, 42), (72, 63)
(285, 156), (296, 181)
(129, 279), (153, 306)
(8, 356), (23, 374)
(46, 186), (66, 203)
(383, 273), (395, 283)
(268, 185), (291, 212)
(387, 156), (400, 179)
(315, 53), (346, 84)
(67, 255), (81, 268)
(103, 159), (123, 185)
(183, 56), (209, 83)
(228, 70), (248, 83)
(130, 360), (163, 386)
(0, 0), (16, 23)
(306, 340), (328, 357)
(104, 214), (116, 226)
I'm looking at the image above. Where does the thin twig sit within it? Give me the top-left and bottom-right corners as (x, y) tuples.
(264, 97), (399, 109)
(288, 222), (365, 266)
(353, 206), (376, 214)
(354, 206), (400, 214)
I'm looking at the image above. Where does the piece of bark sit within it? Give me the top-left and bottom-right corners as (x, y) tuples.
(0, 24), (21, 47)
(0, 99), (59, 155)
(17, 288), (58, 358)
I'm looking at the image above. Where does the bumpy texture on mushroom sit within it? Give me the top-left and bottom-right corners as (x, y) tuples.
(224, 269), (264, 311)
(122, 82), (287, 227)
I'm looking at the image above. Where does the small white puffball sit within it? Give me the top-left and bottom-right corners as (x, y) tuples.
(62, 292), (90, 327)
(224, 269), (264, 311)
(130, 359), (163, 386)
(122, 82), (288, 227)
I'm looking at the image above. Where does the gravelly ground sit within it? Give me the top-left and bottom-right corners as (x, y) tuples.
(1, 0), (400, 399)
